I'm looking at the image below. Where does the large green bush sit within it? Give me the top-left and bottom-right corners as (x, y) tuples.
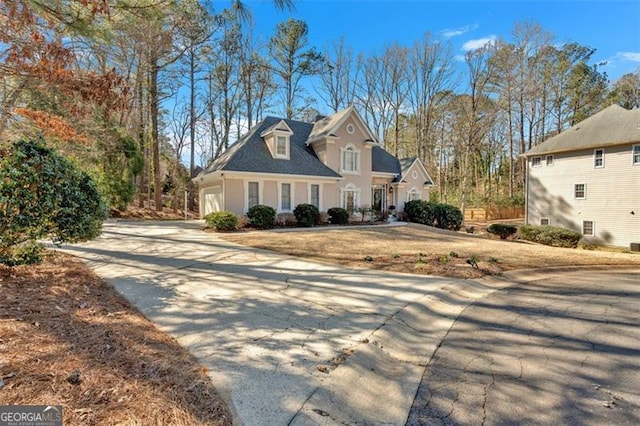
(518, 225), (582, 248)
(487, 223), (518, 240)
(293, 203), (320, 227)
(247, 204), (277, 229)
(0, 138), (107, 265)
(327, 207), (349, 225)
(404, 200), (463, 231)
(204, 211), (238, 231)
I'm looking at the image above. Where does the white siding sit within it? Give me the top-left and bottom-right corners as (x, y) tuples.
(527, 143), (640, 247)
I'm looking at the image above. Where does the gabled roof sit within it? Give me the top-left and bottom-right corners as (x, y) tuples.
(399, 156), (434, 185)
(524, 104), (640, 157)
(308, 105), (378, 143)
(199, 117), (341, 178)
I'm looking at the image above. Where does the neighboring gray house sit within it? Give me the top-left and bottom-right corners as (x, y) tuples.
(195, 106), (434, 218)
(523, 104), (640, 248)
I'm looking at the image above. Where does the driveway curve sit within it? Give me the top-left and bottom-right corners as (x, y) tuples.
(408, 269), (640, 425)
(61, 221), (640, 425)
(60, 220), (505, 425)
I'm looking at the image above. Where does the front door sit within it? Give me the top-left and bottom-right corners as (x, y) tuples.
(372, 186), (386, 213)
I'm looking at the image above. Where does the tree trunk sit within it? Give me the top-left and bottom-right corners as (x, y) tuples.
(137, 65), (146, 208)
(188, 50), (196, 211)
(150, 61), (162, 212)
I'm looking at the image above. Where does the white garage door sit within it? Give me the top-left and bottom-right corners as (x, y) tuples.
(203, 185), (223, 216)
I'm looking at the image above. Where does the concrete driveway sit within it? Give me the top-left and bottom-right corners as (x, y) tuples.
(60, 220), (504, 425)
(61, 221), (640, 425)
(408, 269), (640, 425)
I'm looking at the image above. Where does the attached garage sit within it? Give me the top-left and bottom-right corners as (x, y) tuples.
(202, 184), (223, 216)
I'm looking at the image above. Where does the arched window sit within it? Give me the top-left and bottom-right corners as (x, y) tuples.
(407, 187), (420, 202)
(341, 144), (360, 173)
(341, 183), (359, 214)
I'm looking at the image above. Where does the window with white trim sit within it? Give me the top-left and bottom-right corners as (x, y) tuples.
(280, 183), (292, 211)
(633, 145), (640, 165)
(532, 157), (541, 167)
(341, 145), (360, 173)
(341, 184), (359, 214)
(574, 183), (586, 200)
(248, 182), (260, 209)
(594, 149), (604, 168)
(546, 155), (554, 166)
(582, 220), (594, 236)
(309, 184), (320, 209)
(540, 218), (550, 226)
(407, 188), (420, 201)
(275, 135), (288, 158)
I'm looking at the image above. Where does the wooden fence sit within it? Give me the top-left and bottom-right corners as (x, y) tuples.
(464, 207), (525, 221)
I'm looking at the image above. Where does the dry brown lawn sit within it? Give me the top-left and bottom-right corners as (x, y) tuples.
(222, 223), (640, 279)
(0, 253), (231, 425)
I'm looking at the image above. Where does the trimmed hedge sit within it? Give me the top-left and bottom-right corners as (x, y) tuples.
(487, 223), (518, 240)
(204, 211), (238, 231)
(247, 204), (277, 229)
(518, 225), (582, 248)
(404, 200), (463, 231)
(293, 203), (320, 227)
(327, 207), (349, 225)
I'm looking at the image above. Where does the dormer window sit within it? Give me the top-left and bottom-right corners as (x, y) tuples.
(276, 135), (288, 158)
(261, 119), (292, 160)
(341, 144), (360, 174)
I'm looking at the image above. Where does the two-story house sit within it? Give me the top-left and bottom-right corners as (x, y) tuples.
(523, 104), (640, 249)
(195, 106), (434, 218)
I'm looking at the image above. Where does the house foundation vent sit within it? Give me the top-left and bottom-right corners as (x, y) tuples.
(631, 243), (640, 252)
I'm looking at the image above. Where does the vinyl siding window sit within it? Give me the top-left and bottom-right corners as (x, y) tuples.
(531, 157), (541, 167)
(633, 145), (640, 165)
(310, 184), (320, 209)
(582, 220), (594, 236)
(574, 183), (586, 200)
(248, 182), (260, 209)
(280, 183), (292, 211)
(546, 155), (554, 166)
(594, 149), (604, 168)
(540, 218), (550, 226)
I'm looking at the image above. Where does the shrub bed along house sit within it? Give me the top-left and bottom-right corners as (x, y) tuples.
(247, 204), (277, 229)
(327, 207), (349, 225)
(293, 203), (320, 227)
(404, 200), (463, 231)
(518, 225), (582, 248)
(204, 211), (238, 231)
(487, 223), (518, 240)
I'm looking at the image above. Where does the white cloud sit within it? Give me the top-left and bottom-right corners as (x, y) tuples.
(618, 52), (640, 62)
(440, 23), (479, 38)
(461, 36), (497, 52)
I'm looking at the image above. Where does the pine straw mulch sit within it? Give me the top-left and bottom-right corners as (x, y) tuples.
(109, 202), (198, 221)
(0, 252), (231, 426)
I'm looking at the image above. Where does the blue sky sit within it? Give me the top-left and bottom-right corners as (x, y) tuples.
(231, 0), (640, 82)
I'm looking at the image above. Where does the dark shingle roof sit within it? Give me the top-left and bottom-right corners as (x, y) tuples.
(200, 117), (342, 178)
(372, 146), (401, 176)
(524, 104), (640, 156)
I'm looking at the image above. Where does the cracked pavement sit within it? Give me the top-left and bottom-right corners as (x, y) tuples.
(59, 220), (506, 425)
(407, 270), (640, 425)
(60, 221), (640, 425)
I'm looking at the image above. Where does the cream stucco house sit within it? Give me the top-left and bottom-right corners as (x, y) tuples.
(195, 106), (434, 219)
(523, 104), (640, 249)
